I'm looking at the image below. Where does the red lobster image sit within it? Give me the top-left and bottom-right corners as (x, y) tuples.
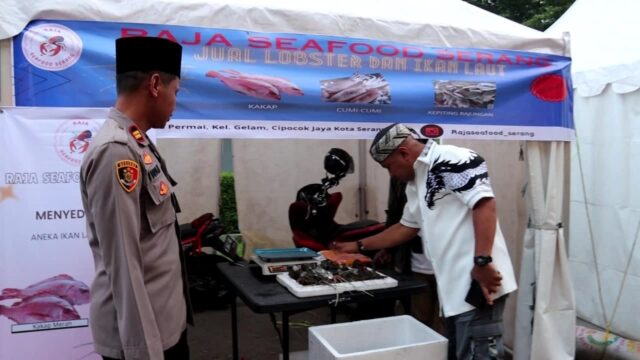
(39, 35), (65, 56)
(69, 130), (92, 153)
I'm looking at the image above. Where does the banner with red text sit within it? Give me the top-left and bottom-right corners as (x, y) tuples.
(14, 20), (573, 140)
(0, 107), (107, 360)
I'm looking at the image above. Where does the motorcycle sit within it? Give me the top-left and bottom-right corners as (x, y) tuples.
(288, 149), (398, 320)
(179, 213), (243, 311)
(288, 148), (386, 252)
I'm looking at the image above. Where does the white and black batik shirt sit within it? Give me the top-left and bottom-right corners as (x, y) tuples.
(400, 142), (518, 317)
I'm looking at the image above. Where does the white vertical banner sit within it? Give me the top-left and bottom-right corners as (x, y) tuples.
(0, 107), (107, 360)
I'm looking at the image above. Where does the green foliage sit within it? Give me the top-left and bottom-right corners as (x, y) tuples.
(464, 0), (575, 31)
(219, 171), (239, 233)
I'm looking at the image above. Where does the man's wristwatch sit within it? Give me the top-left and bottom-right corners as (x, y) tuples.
(474, 255), (493, 267)
(357, 239), (365, 252)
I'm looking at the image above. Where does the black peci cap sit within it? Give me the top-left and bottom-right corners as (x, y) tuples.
(115, 37), (182, 77)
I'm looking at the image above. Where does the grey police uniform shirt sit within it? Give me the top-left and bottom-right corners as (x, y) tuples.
(80, 108), (187, 360)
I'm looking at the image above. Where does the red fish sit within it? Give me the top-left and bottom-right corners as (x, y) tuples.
(0, 274), (90, 305)
(206, 70), (281, 101)
(0, 295), (80, 324)
(319, 250), (372, 266)
(221, 70), (304, 96)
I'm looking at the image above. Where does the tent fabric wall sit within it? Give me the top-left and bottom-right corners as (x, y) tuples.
(0, 40), (11, 105)
(232, 139), (389, 253)
(514, 141), (575, 360)
(547, 0), (640, 341)
(568, 88), (640, 340)
(156, 139), (222, 224)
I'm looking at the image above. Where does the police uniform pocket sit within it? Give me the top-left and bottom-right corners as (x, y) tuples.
(145, 175), (176, 233)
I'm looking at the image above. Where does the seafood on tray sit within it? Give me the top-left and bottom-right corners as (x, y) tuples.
(434, 80), (496, 109)
(206, 69), (304, 101)
(320, 73), (391, 104)
(287, 260), (383, 286)
(319, 250), (372, 266)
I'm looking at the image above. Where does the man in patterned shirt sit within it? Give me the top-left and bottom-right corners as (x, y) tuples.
(334, 123), (517, 359)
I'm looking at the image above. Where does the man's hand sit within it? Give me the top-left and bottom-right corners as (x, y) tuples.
(471, 264), (502, 305)
(331, 241), (358, 253)
(373, 248), (393, 265)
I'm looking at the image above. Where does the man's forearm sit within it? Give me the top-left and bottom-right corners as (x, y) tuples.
(361, 223), (419, 251)
(472, 197), (497, 256)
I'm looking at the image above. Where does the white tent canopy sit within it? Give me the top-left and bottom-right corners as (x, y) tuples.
(0, 0), (576, 358)
(547, 0), (640, 97)
(1, 0), (564, 52)
(547, 0), (640, 342)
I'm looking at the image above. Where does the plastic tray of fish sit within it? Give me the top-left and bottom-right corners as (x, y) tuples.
(254, 247), (319, 262)
(276, 270), (398, 298)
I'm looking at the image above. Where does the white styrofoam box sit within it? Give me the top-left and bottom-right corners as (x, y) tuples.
(276, 271), (398, 297)
(308, 315), (447, 360)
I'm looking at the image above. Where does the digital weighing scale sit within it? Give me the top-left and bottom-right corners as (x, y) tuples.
(251, 247), (323, 275)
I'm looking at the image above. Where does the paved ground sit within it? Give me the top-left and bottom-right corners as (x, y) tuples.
(184, 255), (398, 360)
(187, 301), (518, 360)
(188, 301), (342, 360)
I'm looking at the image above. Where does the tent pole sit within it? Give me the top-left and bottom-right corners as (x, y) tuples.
(358, 139), (368, 220)
(0, 39), (13, 106)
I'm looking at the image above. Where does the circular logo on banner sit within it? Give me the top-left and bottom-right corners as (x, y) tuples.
(54, 119), (100, 166)
(420, 124), (444, 138)
(21, 23), (83, 71)
(530, 74), (568, 102)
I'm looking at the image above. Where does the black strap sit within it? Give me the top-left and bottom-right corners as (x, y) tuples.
(147, 140), (182, 213)
(147, 139), (194, 325)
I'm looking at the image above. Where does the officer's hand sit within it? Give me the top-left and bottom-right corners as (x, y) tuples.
(471, 264), (502, 305)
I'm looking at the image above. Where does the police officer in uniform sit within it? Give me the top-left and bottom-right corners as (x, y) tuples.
(80, 36), (193, 360)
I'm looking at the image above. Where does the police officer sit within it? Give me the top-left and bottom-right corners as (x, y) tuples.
(80, 36), (193, 360)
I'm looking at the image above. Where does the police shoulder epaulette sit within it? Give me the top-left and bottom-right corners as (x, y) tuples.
(102, 120), (127, 144)
(112, 127), (128, 144)
(128, 125), (146, 145)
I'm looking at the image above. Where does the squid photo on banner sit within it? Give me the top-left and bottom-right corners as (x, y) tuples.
(0, 107), (107, 360)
